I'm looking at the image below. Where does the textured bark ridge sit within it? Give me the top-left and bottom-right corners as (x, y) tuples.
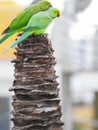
(10, 34), (63, 130)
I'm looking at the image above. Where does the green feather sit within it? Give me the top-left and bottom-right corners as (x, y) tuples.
(3, 7), (60, 53)
(0, 0), (51, 44)
(0, 33), (13, 43)
(3, 32), (32, 54)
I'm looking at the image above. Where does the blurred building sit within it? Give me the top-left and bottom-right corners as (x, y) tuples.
(50, 0), (98, 130)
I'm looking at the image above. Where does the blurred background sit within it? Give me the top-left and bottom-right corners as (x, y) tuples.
(1, 0), (98, 130)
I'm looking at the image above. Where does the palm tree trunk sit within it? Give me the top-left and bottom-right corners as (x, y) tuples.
(10, 34), (63, 130)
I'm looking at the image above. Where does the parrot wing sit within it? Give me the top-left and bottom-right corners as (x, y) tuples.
(26, 11), (52, 30)
(23, 26), (41, 32)
(0, 32), (14, 44)
(2, 4), (40, 34)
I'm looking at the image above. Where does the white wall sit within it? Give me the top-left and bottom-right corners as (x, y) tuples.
(71, 71), (98, 91)
(0, 60), (14, 97)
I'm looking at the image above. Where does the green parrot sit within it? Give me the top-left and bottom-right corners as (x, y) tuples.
(0, 0), (52, 44)
(3, 8), (60, 53)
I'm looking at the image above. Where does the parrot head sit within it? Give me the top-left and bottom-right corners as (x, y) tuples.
(39, 0), (52, 11)
(49, 8), (60, 18)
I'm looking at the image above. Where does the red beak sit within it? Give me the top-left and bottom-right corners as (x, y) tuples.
(58, 13), (60, 17)
(50, 4), (52, 7)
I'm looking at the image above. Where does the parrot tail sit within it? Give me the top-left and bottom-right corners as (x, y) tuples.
(0, 33), (12, 44)
(3, 32), (32, 54)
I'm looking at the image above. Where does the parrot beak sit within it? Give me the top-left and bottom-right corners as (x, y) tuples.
(50, 4), (52, 7)
(58, 13), (60, 17)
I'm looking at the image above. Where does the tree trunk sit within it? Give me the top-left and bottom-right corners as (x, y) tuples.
(10, 34), (63, 130)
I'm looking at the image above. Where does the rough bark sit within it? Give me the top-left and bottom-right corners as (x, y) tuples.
(10, 34), (63, 130)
